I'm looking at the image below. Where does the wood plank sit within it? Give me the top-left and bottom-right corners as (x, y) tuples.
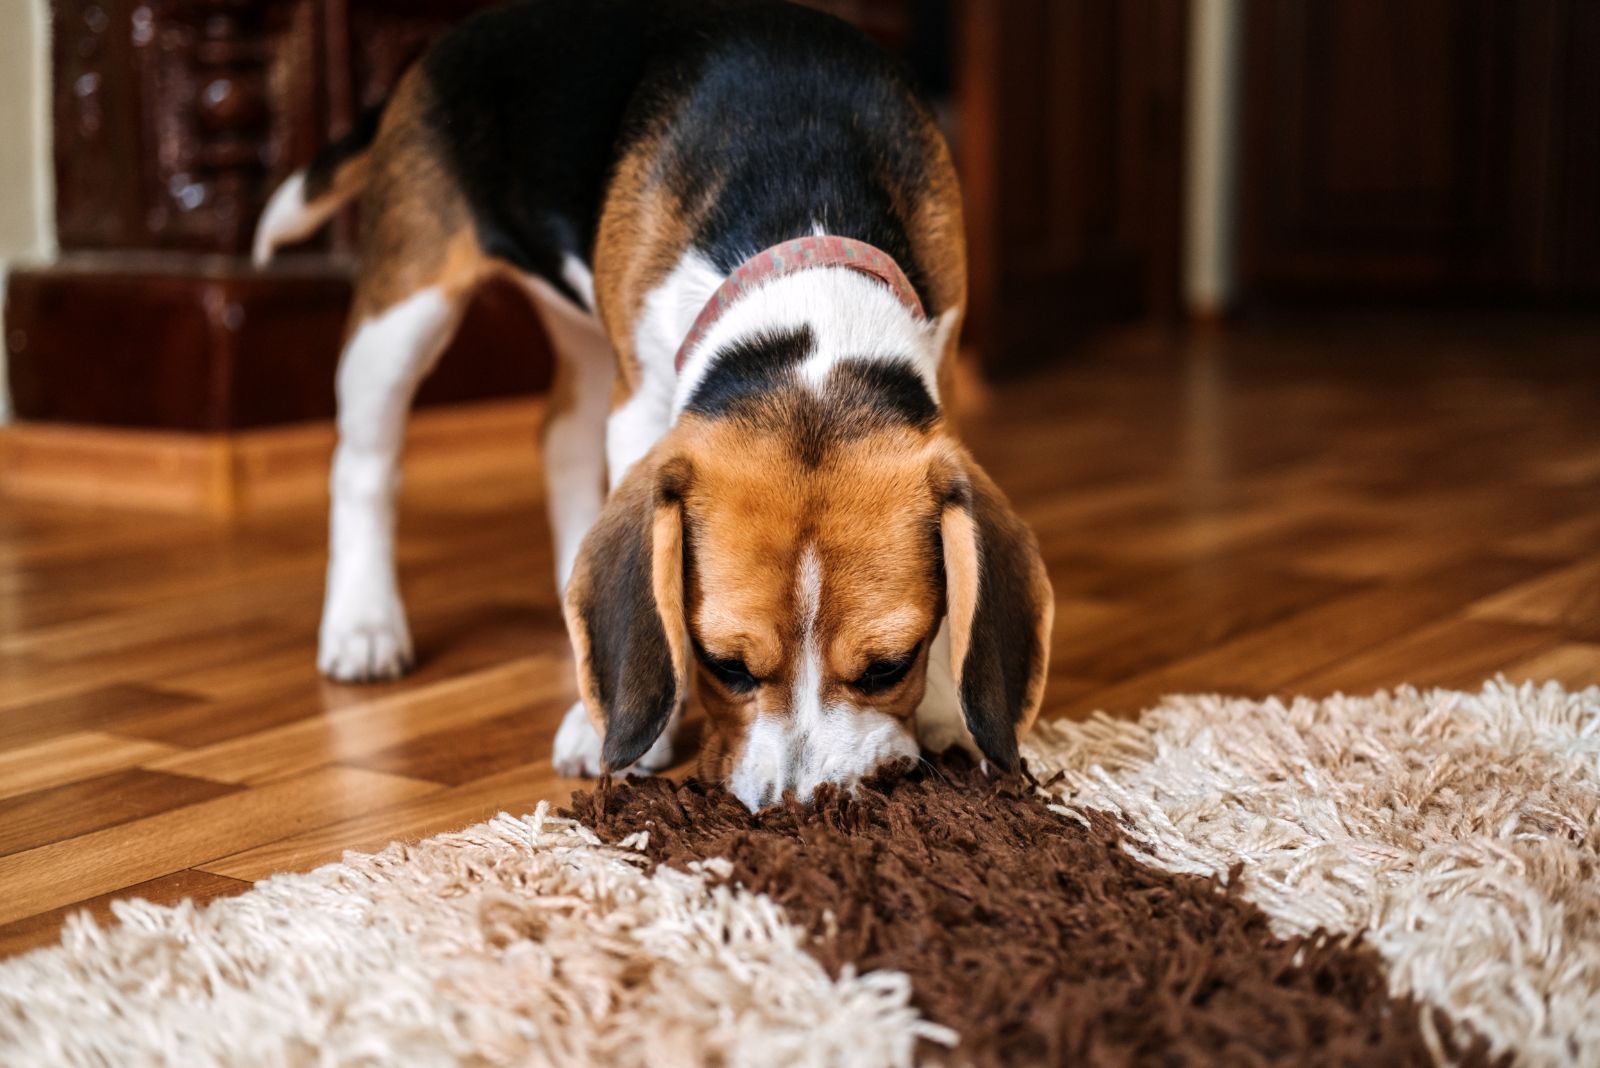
(199, 761), (585, 882)
(1501, 643), (1600, 690)
(102, 672), (335, 748)
(0, 767), (439, 926)
(146, 656), (571, 784)
(0, 620), (297, 715)
(0, 562), (317, 661)
(1050, 568), (1361, 683)
(1503, 515), (1600, 560)
(0, 424), (238, 514)
(0, 398), (543, 517)
(1086, 501), (1333, 562)
(0, 732), (182, 802)
(0, 869), (253, 961)
(1064, 557), (1554, 717)
(1287, 618), (1559, 697)
(1468, 558), (1600, 640)
(349, 699), (570, 786)
(1292, 529), (1488, 581)
(0, 769), (239, 857)
(0, 683), (205, 748)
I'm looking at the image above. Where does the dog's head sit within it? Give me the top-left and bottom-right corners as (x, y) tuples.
(563, 335), (1051, 810)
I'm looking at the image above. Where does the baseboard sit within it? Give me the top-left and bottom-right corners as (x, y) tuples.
(0, 397), (543, 517)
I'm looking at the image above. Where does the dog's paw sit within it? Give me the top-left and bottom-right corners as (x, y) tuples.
(319, 571), (414, 682)
(553, 701), (604, 777)
(318, 617), (413, 682)
(552, 701), (677, 777)
(634, 725), (675, 774)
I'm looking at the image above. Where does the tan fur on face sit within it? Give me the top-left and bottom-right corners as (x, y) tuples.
(940, 505), (980, 688)
(650, 495), (689, 688)
(673, 415), (947, 779)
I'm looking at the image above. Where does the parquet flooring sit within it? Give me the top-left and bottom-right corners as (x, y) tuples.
(2, 313), (1598, 957)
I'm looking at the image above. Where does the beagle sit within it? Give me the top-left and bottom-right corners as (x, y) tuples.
(254, 0), (1053, 810)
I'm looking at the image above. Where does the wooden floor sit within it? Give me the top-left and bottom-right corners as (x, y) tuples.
(2, 313), (1598, 957)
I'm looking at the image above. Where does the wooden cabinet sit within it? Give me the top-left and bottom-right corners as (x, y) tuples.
(1239, 0), (1600, 304)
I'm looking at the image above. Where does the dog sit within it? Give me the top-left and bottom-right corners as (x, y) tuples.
(254, 0), (1053, 810)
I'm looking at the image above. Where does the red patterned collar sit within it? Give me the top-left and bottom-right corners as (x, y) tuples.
(673, 235), (925, 373)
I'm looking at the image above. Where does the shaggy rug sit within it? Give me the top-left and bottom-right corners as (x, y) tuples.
(1, 680), (1595, 1067)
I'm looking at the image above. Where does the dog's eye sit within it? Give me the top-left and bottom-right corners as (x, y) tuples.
(695, 643), (759, 694)
(852, 647), (919, 695)
(706, 657), (759, 693)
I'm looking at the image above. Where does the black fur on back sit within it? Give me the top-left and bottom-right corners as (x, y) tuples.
(417, 0), (940, 310)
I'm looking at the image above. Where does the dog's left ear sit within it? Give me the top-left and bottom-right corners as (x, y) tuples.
(562, 453), (691, 772)
(938, 452), (1054, 771)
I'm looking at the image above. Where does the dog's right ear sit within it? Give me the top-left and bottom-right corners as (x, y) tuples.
(562, 453), (691, 772)
(935, 450), (1053, 773)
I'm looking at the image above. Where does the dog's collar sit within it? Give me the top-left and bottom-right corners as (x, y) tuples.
(674, 235), (925, 373)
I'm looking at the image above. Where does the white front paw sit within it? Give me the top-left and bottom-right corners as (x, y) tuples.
(635, 723), (675, 773)
(552, 701), (677, 777)
(553, 701), (605, 777)
(319, 586), (413, 683)
(917, 714), (979, 760)
(914, 623), (977, 757)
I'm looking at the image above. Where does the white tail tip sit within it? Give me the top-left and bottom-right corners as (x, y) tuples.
(252, 171), (312, 268)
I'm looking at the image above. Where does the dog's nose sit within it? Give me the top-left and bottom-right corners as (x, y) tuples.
(728, 713), (919, 811)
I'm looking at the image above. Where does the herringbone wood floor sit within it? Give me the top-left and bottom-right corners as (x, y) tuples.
(2, 314), (1598, 957)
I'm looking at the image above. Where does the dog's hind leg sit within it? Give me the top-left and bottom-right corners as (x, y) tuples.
(317, 83), (485, 682)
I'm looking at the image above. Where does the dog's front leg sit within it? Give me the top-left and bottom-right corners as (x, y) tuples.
(552, 375), (681, 777)
(915, 621), (981, 760)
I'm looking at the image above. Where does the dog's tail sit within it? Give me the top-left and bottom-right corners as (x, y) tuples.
(252, 104), (385, 266)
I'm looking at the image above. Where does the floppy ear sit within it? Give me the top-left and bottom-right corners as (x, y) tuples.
(939, 457), (1053, 772)
(562, 454), (691, 772)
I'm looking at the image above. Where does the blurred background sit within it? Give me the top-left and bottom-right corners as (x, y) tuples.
(3, 0), (1596, 455)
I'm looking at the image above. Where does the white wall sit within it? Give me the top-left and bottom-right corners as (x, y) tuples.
(0, 0), (55, 423)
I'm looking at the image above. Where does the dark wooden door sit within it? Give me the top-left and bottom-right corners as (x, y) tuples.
(1239, 0), (1600, 305)
(959, 0), (1187, 371)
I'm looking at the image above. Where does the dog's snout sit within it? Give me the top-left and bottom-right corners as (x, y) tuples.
(728, 709), (918, 811)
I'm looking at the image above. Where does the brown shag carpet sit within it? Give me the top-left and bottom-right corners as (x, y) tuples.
(566, 756), (1498, 1068)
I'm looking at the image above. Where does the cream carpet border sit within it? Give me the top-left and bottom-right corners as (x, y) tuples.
(0, 807), (949, 1067)
(1026, 680), (1600, 1068)
(6, 681), (1594, 1066)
